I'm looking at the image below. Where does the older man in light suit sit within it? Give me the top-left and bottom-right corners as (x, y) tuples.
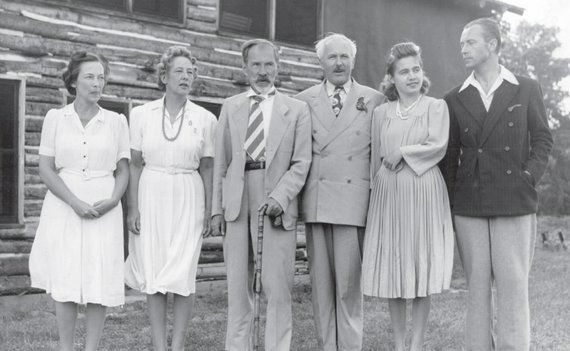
(295, 33), (384, 351)
(211, 39), (312, 351)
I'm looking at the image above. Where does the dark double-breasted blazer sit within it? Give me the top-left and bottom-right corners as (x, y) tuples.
(440, 75), (553, 217)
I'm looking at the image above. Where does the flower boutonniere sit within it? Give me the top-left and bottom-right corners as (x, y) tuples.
(356, 97), (367, 112)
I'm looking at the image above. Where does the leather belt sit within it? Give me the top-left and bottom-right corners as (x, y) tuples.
(245, 161), (265, 171)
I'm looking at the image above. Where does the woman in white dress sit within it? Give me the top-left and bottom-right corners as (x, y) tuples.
(29, 52), (130, 351)
(124, 46), (216, 351)
(362, 42), (454, 351)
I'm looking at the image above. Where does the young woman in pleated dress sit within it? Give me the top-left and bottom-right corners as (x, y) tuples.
(362, 42), (454, 351)
(29, 52), (130, 351)
(124, 46), (216, 351)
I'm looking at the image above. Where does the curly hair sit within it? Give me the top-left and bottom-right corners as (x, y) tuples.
(62, 51), (109, 96)
(157, 46), (198, 91)
(380, 42), (431, 101)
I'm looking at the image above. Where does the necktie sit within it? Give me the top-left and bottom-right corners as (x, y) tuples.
(332, 86), (343, 116)
(244, 95), (266, 161)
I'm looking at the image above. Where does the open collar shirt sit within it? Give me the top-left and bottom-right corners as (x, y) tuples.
(459, 65), (519, 111)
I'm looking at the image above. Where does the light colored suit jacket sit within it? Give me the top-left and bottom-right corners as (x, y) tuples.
(212, 91), (312, 230)
(295, 81), (384, 227)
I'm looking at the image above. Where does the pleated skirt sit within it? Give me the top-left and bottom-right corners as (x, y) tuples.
(124, 168), (204, 296)
(29, 172), (125, 306)
(362, 164), (454, 298)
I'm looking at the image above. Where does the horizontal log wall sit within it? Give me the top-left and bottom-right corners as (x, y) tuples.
(0, 232), (308, 295)
(0, 0), (321, 294)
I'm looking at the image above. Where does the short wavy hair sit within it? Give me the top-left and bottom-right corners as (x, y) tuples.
(380, 42), (431, 101)
(62, 51), (109, 96)
(315, 33), (357, 62)
(157, 46), (198, 91)
(241, 39), (279, 65)
(464, 17), (502, 53)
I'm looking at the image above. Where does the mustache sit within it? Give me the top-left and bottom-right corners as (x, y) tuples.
(256, 76), (271, 82)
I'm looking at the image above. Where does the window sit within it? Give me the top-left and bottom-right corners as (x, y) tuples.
(219, 0), (320, 47)
(132, 0), (182, 22)
(219, 0), (269, 37)
(78, 0), (126, 11)
(275, 0), (319, 46)
(0, 77), (25, 227)
(194, 101), (221, 118)
(52, 0), (184, 23)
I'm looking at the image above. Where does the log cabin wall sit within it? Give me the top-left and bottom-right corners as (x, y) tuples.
(0, 0), (322, 294)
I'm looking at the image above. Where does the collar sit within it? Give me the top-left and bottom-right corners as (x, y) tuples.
(247, 87), (277, 100)
(459, 65), (519, 92)
(160, 96), (192, 119)
(65, 102), (104, 122)
(325, 79), (353, 96)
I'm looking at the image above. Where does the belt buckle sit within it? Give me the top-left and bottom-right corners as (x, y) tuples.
(82, 170), (92, 181)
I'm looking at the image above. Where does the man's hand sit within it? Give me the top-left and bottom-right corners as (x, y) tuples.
(211, 214), (226, 237)
(260, 197), (283, 218)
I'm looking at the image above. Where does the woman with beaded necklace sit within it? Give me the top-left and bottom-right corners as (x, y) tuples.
(361, 42), (454, 351)
(124, 46), (216, 351)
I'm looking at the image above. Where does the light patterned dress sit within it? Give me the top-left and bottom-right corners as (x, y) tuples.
(124, 98), (217, 296)
(362, 96), (454, 298)
(29, 104), (130, 306)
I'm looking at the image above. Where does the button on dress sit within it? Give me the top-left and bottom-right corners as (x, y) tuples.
(29, 104), (130, 306)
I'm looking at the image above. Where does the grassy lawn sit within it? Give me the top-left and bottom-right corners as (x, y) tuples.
(1, 216), (569, 350)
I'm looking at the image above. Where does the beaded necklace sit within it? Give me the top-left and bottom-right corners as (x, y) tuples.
(162, 99), (186, 142)
(396, 94), (423, 120)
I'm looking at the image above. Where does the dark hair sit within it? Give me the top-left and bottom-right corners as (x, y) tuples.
(380, 42), (431, 101)
(464, 17), (502, 53)
(62, 51), (109, 96)
(157, 46), (198, 91)
(241, 39), (279, 65)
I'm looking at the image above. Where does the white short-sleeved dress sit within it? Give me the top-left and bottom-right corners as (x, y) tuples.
(124, 98), (217, 296)
(29, 104), (130, 307)
(362, 96), (454, 299)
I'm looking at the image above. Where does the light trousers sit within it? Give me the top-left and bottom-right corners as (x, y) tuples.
(223, 169), (297, 351)
(306, 223), (364, 351)
(454, 214), (536, 351)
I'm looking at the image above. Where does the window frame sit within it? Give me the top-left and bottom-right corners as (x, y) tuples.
(37, 0), (187, 27)
(217, 0), (323, 49)
(0, 75), (26, 228)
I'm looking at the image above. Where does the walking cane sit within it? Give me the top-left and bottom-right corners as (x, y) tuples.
(253, 204), (266, 351)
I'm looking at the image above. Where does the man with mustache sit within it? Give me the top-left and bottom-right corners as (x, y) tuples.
(440, 18), (552, 350)
(295, 33), (383, 350)
(211, 38), (312, 351)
